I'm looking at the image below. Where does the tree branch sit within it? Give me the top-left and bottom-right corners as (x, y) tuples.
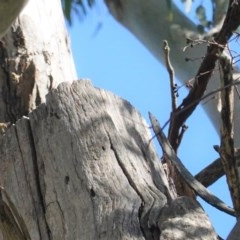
(168, 0), (240, 151)
(195, 147), (240, 187)
(149, 112), (235, 216)
(163, 40), (177, 112)
(195, 158), (224, 187)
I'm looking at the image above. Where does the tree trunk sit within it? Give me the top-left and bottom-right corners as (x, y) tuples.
(0, 80), (218, 239)
(0, 0), (76, 123)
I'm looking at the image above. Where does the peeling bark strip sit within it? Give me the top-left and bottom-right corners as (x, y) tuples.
(219, 55), (240, 217)
(149, 112), (235, 216)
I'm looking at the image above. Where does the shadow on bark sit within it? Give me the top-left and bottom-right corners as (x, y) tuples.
(0, 80), (218, 239)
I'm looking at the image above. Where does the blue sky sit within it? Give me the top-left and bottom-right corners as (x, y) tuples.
(66, 1), (235, 238)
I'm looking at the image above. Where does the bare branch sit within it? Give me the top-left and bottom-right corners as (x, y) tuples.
(168, 0), (240, 151)
(149, 112), (235, 216)
(195, 158), (224, 187)
(161, 79), (240, 133)
(163, 40), (177, 111)
(195, 147), (240, 187)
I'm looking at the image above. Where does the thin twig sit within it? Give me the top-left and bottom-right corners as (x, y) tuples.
(163, 40), (177, 111)
(168, 0), (240, 151)
(183, 38), (225, 52)
(160, 79), (240, 132)
(163, 40), (188, 150)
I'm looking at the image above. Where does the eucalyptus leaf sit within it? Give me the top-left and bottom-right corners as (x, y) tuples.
(166, 0), (173, 21)
(61, 0), (95, 25)
(196, 5), (207, 23)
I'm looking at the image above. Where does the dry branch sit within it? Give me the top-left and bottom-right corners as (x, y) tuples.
(149, 112), (235, 216)
(168, 0), (240, 151)
(163, 40), (177, 112)
(195, 147), (240, 187)
(195, 158), (224, 187)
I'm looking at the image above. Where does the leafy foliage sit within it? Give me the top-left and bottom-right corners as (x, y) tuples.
(61, 0), (95, 25)
(180, 0), (212, 33)
(62, 0), (212, 32)
(181, 0), (193, 13)
(165, 0), (173, 21)
(195, 5), (212, 33)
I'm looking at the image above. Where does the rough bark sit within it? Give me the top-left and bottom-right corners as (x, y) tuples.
(0, 0), (76, 123)
(0, 80), (218, 239)
(159, 197), (218, 240)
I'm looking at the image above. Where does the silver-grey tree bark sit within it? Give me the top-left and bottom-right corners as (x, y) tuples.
(0, 0), (76, 123)
(0, 80), (218, 239)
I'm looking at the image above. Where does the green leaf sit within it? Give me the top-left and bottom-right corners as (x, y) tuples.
(166, 0), (173, 21)
(61, 0), (96, 25)
(62, 0), (72, 25)
(195, 4), (212, 30)
(196, 5), (207, 24)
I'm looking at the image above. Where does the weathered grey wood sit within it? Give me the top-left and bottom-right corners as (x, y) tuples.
(159, 197), (218, 240)
(0, 1), (224, 239)
(149, 112), (235, 216)
(0, 116), (48, 240)
(0, 80), (218, 239)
